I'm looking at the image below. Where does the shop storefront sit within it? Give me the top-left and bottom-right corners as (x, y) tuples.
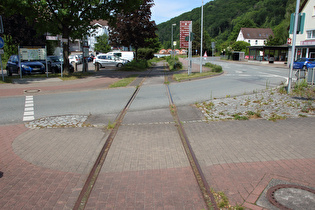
(248, 46), (288, 64)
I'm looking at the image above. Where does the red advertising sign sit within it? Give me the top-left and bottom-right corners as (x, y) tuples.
(180, 21), (192, 49)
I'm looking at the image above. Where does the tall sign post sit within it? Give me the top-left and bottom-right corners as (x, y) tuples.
(180, 21), (191, 49)
(188, 23), (192, 75)
(180, 21), (192, 75)
(0, 15), (4, 81)
(0, 37), (4, 81)
(287, 0), (300, 94)
(200, 0), (204, 73)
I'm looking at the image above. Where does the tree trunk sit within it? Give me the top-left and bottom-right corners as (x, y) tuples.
(62, 27), (72, 74)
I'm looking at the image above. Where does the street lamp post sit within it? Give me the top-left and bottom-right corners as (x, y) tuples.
(171, 23), (176, 61)
(200, 0), (204, 73)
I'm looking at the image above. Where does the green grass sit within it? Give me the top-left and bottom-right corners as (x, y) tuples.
(173, 71), (218, 82)
(121, 60), (149, 71)
(109, 75), (138, 88)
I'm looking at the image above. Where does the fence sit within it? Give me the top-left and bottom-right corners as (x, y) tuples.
(295, 67), (315, 85)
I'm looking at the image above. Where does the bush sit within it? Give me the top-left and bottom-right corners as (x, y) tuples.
(205, 62), (223, 73)
(166, 56), (182, 70)
(122, 59), (149, 71)
(137, 48), (155, 60)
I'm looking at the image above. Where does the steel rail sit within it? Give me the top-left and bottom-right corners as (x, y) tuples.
(73, 83), (143, 210)
(165, 81), (218, 210)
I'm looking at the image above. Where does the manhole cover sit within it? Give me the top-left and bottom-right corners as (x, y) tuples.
(267, 184), (315, 210)
(24, 89), (40, 93)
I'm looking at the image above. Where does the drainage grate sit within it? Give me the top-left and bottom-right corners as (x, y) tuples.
(267, 184), (315, 210)
(24, 89), (40, 93)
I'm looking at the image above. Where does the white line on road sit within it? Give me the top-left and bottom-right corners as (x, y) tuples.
(23, 96), (35, 121)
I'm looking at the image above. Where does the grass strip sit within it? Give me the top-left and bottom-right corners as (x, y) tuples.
(173, 71), (219, 82)
(109, 75), (138, 88)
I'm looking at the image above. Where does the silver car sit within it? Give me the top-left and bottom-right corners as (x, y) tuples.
(93, 54), (127, 68)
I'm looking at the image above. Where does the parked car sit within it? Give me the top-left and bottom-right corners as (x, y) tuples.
(6, 55), (45, 76)
(293, 58), (315, 70)
(106, 51), (134, 62)
(93, 54), (127, 68)
(46, 56), (74, 73)
(68, 54), (81, 64)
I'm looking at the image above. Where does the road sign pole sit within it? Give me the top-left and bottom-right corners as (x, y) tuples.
(0, 55), (2, 81)
(0, 36), (4, 81)
(18, 45), (22, 79)
(288, 0), (300, 94)
(45, 46), (48, 77)
(200, 0), (204, 73)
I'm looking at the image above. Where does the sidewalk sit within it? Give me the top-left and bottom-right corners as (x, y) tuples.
(0, 61), (314, 209)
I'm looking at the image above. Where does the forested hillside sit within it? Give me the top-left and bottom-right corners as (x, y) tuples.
(157, 0), (303, 54)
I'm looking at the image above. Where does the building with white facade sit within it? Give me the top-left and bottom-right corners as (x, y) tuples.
(236, 28), (274, 46)
(88, 20), (109, 52)
(289, 0), (315, 59)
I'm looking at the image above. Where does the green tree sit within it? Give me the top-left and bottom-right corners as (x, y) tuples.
(144, 36), (162, 53)
(94, 34), (111, 53)
(109, 0), (157, 60)
(1, 0), (142, 73)
(232, 41), (250, 52)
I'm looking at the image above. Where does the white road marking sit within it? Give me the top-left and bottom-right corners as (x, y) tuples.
(23, 96), (35, 121)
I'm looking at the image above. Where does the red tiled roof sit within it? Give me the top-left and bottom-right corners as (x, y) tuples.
(241, 28), (274, 39)
(90, 20), (109, 26)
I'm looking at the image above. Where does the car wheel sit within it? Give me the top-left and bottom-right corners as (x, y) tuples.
(117, 63), (123, 68)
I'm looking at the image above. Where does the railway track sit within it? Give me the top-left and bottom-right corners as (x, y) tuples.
(73, 64), (218, 210)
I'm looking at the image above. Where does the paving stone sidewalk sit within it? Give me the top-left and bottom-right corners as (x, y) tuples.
(1, 60), (314, 209)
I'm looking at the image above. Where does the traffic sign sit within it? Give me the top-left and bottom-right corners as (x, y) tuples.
(0, 37), (4, 48)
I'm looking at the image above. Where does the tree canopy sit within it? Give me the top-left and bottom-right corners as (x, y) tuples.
(108, 0), (157, 60)
(94, 34), (111, 53)
(1, 0), (142, 72)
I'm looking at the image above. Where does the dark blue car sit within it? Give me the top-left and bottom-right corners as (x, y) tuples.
(6, 55), (45, 76)
(293, 58), (315, 70)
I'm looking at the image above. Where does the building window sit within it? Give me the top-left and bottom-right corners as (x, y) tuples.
(248, 40), (250, 44)
(255, 40), (258, 45)
(307, 30), (315, 39)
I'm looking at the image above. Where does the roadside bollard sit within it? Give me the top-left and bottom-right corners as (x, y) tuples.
(73, 62), (77, 72)
(95, 63), (100, 72)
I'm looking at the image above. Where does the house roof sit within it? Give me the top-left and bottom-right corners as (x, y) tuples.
(90, 19), (108, 26)
(240, 28), (274, 39)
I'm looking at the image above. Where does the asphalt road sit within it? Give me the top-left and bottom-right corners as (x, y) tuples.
(0, 59), (290, 125)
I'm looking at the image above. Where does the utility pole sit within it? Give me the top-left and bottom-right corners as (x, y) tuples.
(171, 23), (176, 62)
(200, 0), (204, 73)
(288, 0), (300, 94)
(188, 23), (192, 75)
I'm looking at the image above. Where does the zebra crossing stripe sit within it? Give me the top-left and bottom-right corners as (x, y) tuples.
(23, 96), (35, 121)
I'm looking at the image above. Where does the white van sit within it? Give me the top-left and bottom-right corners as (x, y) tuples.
(107, 51), (134, 62)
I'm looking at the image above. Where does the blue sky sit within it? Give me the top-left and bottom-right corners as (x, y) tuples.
(151, 0), (212, 25)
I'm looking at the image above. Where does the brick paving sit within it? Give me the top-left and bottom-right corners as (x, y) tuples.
(0, 124), (87, 209)
(1, 61), (315, 209)
(183, 117), (315, 207)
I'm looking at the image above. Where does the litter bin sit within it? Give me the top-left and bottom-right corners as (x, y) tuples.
(269, 56), (274, 63)
(232, 52), (239, 61)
